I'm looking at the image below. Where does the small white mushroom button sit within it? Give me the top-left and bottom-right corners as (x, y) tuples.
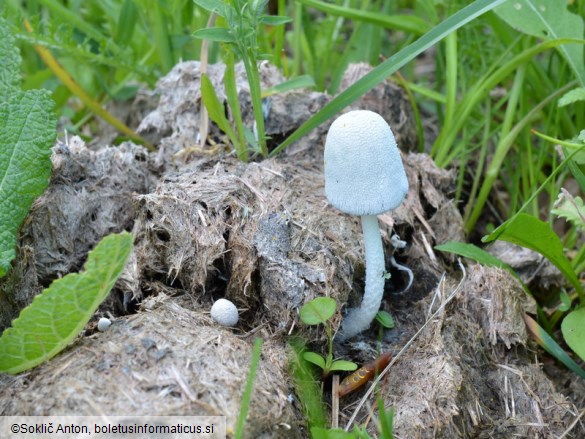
(210, 299), (239, 327)
(97, 317), (112, 332)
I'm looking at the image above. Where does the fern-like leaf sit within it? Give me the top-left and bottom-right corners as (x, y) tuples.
(552, 188), (585, 231)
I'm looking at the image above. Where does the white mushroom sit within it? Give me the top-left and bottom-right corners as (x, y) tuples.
(324, 110), (409, 340)
(210, 298), (239, 327)
(97, 317), (112, 332)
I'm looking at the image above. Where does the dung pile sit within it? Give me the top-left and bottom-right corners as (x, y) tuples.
(0, 61), (580, 437)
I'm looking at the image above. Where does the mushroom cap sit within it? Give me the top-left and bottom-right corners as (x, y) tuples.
(210, 298), (239, 327)
(324, 110), (408, 216)
(97, 317), (112, 332)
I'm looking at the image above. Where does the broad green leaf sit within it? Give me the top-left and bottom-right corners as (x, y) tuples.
(559, 87), (585, 107)
(524, 314), (585, 379)
(0, 232), (133, 374)
(487, 213), (582, 296)
(303, 352), (326, 369)
(111, 84), (140, 101)
(300, 297), (337, 325)
(375, 310), (395, 329)
(0, 20), (56, 278)
(0, 93), (55, 278)
(494, 0), (585, 85)
(330, 360), (358, 372)
(271, 0), (507, 157)
(262, 75), (316, 98)
(562, 308), (585, 361)
(192, 27), (235, 43)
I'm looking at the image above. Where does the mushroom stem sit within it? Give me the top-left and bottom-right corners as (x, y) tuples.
(339, 215), (386, 340)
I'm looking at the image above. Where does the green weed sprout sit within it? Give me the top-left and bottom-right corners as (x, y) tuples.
(299, 297), (357, 377)
(193, 0), (291, 161)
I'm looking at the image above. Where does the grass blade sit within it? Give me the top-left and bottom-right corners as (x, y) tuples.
(435, 242), (514, 272)
(262, 75), (316, 97)
(524, 314), (585, 380)
(298, 0), (431, 35)
(270, 0), (507, 157)
(234, 338), (264, 439)
(151, 0), (174, 73)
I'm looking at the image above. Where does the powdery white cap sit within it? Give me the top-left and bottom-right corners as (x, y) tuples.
(97, 317), (112, 332)
(324, 110), (409, 216)
(210, 299), (239, 327)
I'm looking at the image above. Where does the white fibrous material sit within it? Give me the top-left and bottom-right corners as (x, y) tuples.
(337, 215), (386, 340)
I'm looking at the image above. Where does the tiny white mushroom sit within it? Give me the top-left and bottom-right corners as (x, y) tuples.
(210, 298), (239, 327)
(324, 110), (409, 340)
(97, 317), (112, 332)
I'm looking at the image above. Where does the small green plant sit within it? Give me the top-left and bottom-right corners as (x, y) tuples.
(289, 338), (329, 432)
(193, 0), (291, 161)
(376, 310), (394, 329)
(375, 310), (395, 340)
(289, 337), (394, 439)
(299, 297), (357, 377)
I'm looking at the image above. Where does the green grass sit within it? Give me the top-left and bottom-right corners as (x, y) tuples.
(234, 338), (264, 439)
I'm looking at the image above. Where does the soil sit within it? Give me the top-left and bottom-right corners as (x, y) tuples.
(0, 61), (583, 438)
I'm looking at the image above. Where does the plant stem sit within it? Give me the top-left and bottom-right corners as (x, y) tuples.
(338, 215), (385, 340)
(242, 51), (268, 157)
